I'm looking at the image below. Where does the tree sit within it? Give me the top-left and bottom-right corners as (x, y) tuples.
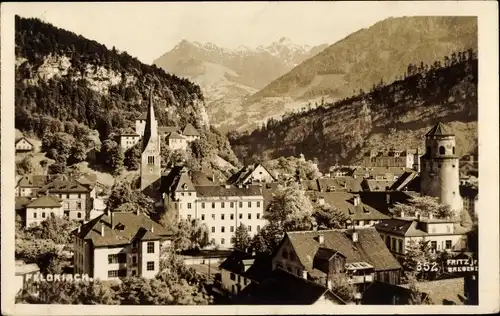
(99, 139), (124, 175)
(231, 223), (251, 252)
(172, 219), (211, 251)
(28, 214), (78, 245)
(264, 183), (315, 231)
(48, 162), (67, 175)
(106, 181), (154, 215)
(406, 272), (434, 305)
(398, 239), (435, 282)
(250, 221), (285, 254)
(68, 140), (87, 165)
(329, 273), (357, 303)
(16, 156), (34, 175)
(16, 279), (119, 304)
(390, 196), (454, 220)
(313, 204), (349, 230)
(15, 238), (65, 274)
(124, 142), (142, 170)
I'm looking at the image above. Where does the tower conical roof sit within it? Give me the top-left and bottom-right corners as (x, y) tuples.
(425, 122), (454, 137)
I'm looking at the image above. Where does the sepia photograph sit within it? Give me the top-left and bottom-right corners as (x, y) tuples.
(1, 1), (498, 315)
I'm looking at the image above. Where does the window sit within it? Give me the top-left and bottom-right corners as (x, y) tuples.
(188, 192), (192, 196)
(239, 202), (243, 208)
(108, 270), (119, 278)
(221, 226), (225, 233)
(76, 202), (82, 209)
(42, 212), (46, 218)
(132, 241), (137, 249)
(398, 240), (403, 253)
(201, 203), (205, 209)
(147, 242), (155, 253)
(118, 269), (127, 277)
(212, 214), (215, 220)
(148, 156), (155, 164)
(445, 240), (452, 250)
(230, 214), (234, 220)
(239, 214), (243, 219)
(431, 241), (437, 250)
(452, 146), (455, 155)
(132, 256), (137, 265)
(147, 261), (155, 271)
(248, 202), (251, 208)
(132, 270), (137, 276)
(230, 273), (236, 281)
(282, 249), (288, 259)
(221, 214), (225, 220)
(257, 225), (261, 232)
(77, 212), (82, 218)
(187, 215), (192, 221)
(439, 146), (445, 155)
(221, 202), (225, 208)
(211, 227), (215, 233)
(201, 214), (205, 221)
(427, 146), (431, 154)
(187, 203), (192, 209)
(230, 202), (234, 208)
(212, 202), (216, 209)
(33, 213), (37, 219)
(289, 252), (294, 261)
(257, 202), (261, 208)
(66, 194), (70, 199)
(108, 254), (126, 264)
(221, 238), (225, 245)
(287, 266), (292, 273)
(230, 226), (234, 233)
(248, 225), (252, 232)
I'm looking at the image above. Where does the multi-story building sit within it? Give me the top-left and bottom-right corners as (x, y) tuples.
(72, 211), (174, 280)
(166, 132), (188, 151)
(420, 122), (463, 216)
(375, 214), (470, 259)
(162, 166), (267, 248)
(37, 178), (93, 222)
(363, 148), (421, 171)
(119, 128), (141, 151)
(227, 163), (277, 186)
(15, 137), (35, 153)
(271, 228), (402, 289)
(25, 195), (64, 227)
(181, 123), (201, 142)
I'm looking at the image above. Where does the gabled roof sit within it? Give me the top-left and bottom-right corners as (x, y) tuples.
(159, 126), (179, 135)
(357, 191), (413, 215)
(425, 122), (455, 137)
(15, 263), (40, 276)
(228, 163), (278, 185)
(166, 132), (186, 140)
(308, 191), (390, 221)
(16, 174), (50, 188)
(27, 195), (62, 208)
(285, 228), (401, 272)
(375, 218), (471, 237)
(38, 178), (90, 194)
(390, 171), (419, 191)
(120, 127), (139, 136)
(195, 185), (262, 197)
(73, 212), (174, 247)
(136, 112), (148, 120)
(182, 123), (200, 136)
(15, 137), (34, 147)
(233, 268), (346, 305)
(15, 196), (32, 211)
(317, 176), (363, 193)
(162, 166), (197, 194)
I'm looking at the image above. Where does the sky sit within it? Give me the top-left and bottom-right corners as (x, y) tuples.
(7, 2), (405, 64)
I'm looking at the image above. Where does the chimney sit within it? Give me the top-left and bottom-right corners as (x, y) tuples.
(352, 232), (358, 243)
(136, 208), (139, 215)
(302, 270), (308, 280)
(386, 193), (391, 204)
(100, 223), (104, 236)
(318, 234), (324, 244)
(151, 224), (154, 233)
(416, 212), (421, 221)
(238, 184), (243, 188)
(110, 211), (114, 229)
(77, 226), (81, 233)
(400, 210), (405, 218)
(429, 213), (434, 220)
(353, 196), (360, 206)
(225, 184), (231, 189)
(318, 197), (325, 205)
(327, 279), (333, 290)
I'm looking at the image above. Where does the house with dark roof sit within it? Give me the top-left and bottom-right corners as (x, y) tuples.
(316, 176), (363, 193)
(118, 127), (141, 151)
(15, 174), (58, 197)
(352, 166), (413, 181)
(25, 195), (64, 227)
(181, 123), (200, 142)
(389, 171), (420, 192)
(217, 249), (273, 296)
(308, 192), (391, 228)
(227, 163), (277, 186)
(375, 214), (471, 259)
(38, 178), (92, 222)
(233, 268), (347, 305)
(72, 211), (174, 280)
(15, 137), (35, 153)
(162, 166), (266, 249)
(361, 178), (396, 192)
(271, 228), (402, 293)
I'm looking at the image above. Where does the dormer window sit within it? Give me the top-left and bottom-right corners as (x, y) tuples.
(182, 183), (187, 190)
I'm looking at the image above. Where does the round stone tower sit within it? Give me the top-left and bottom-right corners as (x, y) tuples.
(420, 122), (462, 215)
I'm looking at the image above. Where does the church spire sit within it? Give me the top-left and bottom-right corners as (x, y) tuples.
(143, 85), (157, 152)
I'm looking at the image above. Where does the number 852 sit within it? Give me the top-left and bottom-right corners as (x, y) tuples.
(416, 262), (439, 272)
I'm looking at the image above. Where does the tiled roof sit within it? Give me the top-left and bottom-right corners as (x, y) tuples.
(353, 167), (411, 177)
(166, 132), (186, 140)
(190, 170), (216, 186)
(136, 112), (147, 120)
(317, 177), (363, 192)
(228, 163), (277, 185)
(361, 179), (396, 191)
(27, 195), (62, 208)
(390, 172), (419, 191)
(162, 166), (197, 194)
(308, 192), (390, 221)
(286, 228), (401, 272)
(195, 185), (262, 197)
(74, 212), (174, 247)
(16, 174), (51, 188)
(218, 250), (273, 283)
(233, 268), (346, 305)
(15, 263), (40, 276)
(38, 178), (90, 194)
(15, 196), (32, 211)
(120, 127), (139, 136)
(375, 218), (471, 237)
(299, 180), (320, 191)
(182, 123), (200, 136)
(425, 122), (455, 137)
(159, 126), (179, 135)
(357, 191), (413, 215)
(400, 278), (465, 305)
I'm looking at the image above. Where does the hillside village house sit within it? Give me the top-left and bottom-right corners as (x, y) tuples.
(166, 132), (188, 151)
(363, 148), (421, 171)
(72, 211), (174, 280)
(15, 174), (55, 197)
(227, 163), (277, 185)
(118, 128), (141, 151)
(15, 137), (35, 153)
(162, 166), (267, 248)
(24, 195), (64, 227)
(181, 123), (201, 142)
(271, 228), (402, 290)
(375, 214), (471, 259)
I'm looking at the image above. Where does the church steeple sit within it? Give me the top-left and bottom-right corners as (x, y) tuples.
(140, 85), (161, 192)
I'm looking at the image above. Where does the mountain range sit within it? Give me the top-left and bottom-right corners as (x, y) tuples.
(153, 38), (328, 129)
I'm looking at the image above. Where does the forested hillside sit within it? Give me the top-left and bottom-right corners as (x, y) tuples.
(230, 52), (478, 170)
(14, 16), (239, 175)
